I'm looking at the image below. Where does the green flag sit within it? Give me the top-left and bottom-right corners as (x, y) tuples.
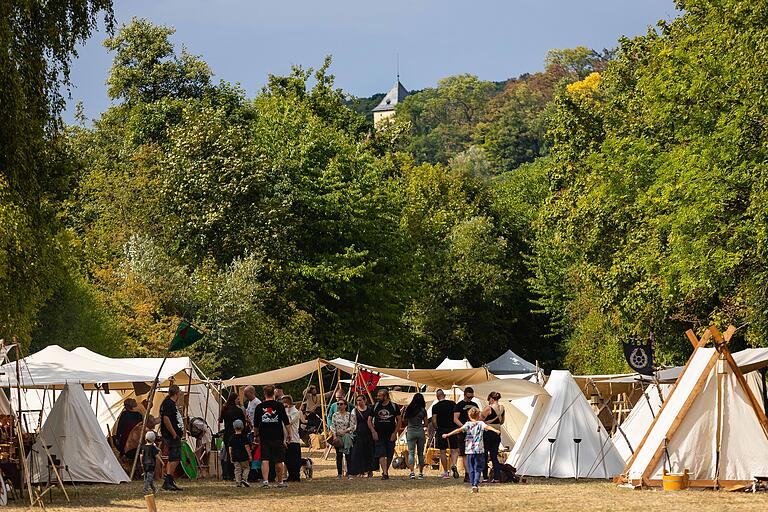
(169, 320), (204, 352)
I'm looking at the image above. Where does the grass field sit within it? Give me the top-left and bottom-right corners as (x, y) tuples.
(12, 456), (768, 511)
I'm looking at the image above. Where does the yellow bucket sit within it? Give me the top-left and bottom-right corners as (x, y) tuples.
(662, 469), (689, 491)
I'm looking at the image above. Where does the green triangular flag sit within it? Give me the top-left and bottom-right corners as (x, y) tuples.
(169, 320), (204, 352)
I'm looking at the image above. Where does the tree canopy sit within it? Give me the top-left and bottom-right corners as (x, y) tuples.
(5, 1), (766, 378)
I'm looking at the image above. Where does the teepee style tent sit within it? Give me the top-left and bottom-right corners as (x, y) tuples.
(484, 350), (537, 375)
(506, 370), (625, 478)
(28, 383), (129, 484)
(622, 326), (768, 488)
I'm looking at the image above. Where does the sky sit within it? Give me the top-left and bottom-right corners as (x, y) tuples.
(63, 0), (680, 123)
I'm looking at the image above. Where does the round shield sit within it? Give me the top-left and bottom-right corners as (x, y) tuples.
(180, 440), (199, 480)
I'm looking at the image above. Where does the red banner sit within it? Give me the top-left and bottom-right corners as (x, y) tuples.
(354, 368), (381, 395)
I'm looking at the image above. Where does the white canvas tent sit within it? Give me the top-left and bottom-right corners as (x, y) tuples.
(436, 357), (473, 370)
(507, 370), (625, 478)
(70, 348), (219, 436)
(0, 345), (201, 390)
(28, 383), (129, 484)
(613, 371), (766, 463)
(9, 347), (215, 435)
(622, 326), (768, 488)
(612, 384), (670, 462)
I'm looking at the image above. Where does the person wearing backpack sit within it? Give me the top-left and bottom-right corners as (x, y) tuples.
(481, 391), (505, 483)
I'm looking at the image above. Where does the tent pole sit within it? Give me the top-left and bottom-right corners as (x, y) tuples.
(184, 366), (193, 429)
(202, 380), (212, 431)
(347, 352), (360, 402)
(37, 386), (48, 431)
(13, 342), (34, 506)
(130, 353), (169, 480)
(316, 361), (328, 440)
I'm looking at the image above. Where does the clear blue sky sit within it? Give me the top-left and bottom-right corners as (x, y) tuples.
(64, 0), (680, 123)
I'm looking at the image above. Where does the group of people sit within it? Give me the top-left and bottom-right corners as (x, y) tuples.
(218, 384), (303, 488)
(131, 381), (508, 496)
(328, 385), (506, 492)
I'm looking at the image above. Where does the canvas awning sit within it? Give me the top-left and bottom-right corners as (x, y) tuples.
(733, 347), (768, 374)
(223, 358), (328, 387)
(328, 358), (416, 387)
(71, 347), (201, 384)
(0, 345), (204, 390)
(354, 365), (492, 388)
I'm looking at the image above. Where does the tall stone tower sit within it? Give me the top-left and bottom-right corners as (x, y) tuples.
(372, 78), (409, 128)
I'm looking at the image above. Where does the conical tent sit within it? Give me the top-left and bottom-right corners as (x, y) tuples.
(28, 383), (129, 484)
(506, 370), (625, 478)
(622, 326), (768, 488)
(484, 350), (537, 375)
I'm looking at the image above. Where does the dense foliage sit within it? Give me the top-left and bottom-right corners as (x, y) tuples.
(0, 0), (113, 346)
(5, 1), (766, 377)
(530, 0), (768, 371)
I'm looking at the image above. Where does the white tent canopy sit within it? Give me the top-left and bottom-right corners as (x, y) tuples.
(507, 370), (625, 478)
(28, 383), (129, 484)
(329, 358), (415, 388)
(9, 347), (215, 435)
(0, 345), (201, 390)
(436, 357), (473, 370)
(70, 348), (219, 436)
(623, 345), (768, 487)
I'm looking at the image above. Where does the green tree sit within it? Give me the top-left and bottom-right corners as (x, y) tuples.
(530, 0), (768, 372)
(0, 0), (113, 346)
(104, 17), (212, 104)
(397, 74), (496, 163)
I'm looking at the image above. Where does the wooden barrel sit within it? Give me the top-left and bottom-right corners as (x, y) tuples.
(662, 469), (689, 491)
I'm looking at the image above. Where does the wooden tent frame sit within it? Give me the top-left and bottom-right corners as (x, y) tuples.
(618, 325), (768, 489)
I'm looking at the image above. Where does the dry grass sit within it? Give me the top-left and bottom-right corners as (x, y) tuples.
(12, 456), (768, 511)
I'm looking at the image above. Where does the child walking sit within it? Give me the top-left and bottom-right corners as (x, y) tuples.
(229, 419), (252, 487)
(442, 407), (499, 493)
(141, 431), (160, 495)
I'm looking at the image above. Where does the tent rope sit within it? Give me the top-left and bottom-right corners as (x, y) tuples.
(513, 394), (582, 471)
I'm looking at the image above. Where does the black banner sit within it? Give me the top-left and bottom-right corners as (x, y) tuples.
(623, 342), (654, 375)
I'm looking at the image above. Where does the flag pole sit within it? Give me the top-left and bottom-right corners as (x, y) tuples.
(129, 318), (204, 479)
(347, 351), (360, 402)
(130, 352), (169, 480)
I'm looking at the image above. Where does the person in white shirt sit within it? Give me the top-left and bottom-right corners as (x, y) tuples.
(243, 385), (261, 427)
(281, 395), (304, 482)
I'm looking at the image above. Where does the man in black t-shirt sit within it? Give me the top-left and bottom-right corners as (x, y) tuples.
(367, 388), (400, 480)
(253, 384), (290, 487)
(431, 389), (459, 478)
(159, 384), (184, 491)
(454, 386), (479, 482)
